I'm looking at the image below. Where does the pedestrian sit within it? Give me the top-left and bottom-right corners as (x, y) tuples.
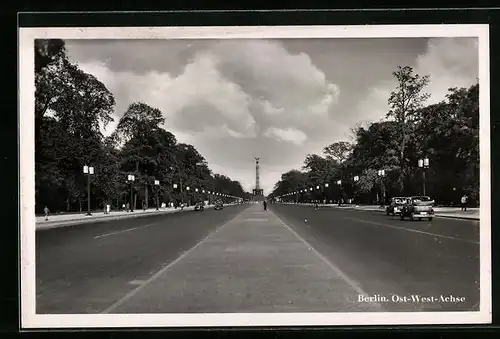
(44, 206), (49, 221)
(263, 200), (267, 211)
(126, 202), (130, 212)
(461, 194), (468, 211)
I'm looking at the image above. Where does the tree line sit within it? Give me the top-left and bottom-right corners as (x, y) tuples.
(269, 66), (480, 207)
(35, 39), (250, 213)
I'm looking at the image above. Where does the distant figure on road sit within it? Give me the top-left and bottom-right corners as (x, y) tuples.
(461, 194), (468, 211)
(263, 200), (267, 211)
(44, 206), (49, 221)
(126, 202), (130, 212)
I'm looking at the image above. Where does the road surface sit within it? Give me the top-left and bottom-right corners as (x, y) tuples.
(36, 203), (480, 313)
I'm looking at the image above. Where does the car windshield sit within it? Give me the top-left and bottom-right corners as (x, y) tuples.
(411, 196), (434, 205)
(412, 196), (432, 202)
(393, 198), (405, 204)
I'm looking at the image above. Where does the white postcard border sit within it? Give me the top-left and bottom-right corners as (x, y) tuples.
(19, 24), (491, 328)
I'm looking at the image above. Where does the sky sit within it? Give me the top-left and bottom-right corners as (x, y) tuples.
(64, 37), (478, 194)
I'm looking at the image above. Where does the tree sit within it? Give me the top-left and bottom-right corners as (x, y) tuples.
(35, 39), (66, 73)
(302, 154), (331, 181)
(35, 39), (116, 212)
(414, 84), (479, 204)
(32, 39), (256, 212)
(114, 102), (168, 208)
(386, 66), (430, 193)
(269, 170), (310, 201)
(324, 141), (353, 163)
(113, 102), (165, 144)
(271, 69), (478, 207)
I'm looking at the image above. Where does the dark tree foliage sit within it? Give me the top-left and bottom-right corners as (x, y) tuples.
(269, 66), (479, 207)
(35, 39), (248, 213)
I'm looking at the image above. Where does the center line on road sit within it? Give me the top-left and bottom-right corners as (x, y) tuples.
(270, 210), (385, 311)
(100, 210), (247, 314)
(94, 222), (157, 239)
(343, 217), (479, 245)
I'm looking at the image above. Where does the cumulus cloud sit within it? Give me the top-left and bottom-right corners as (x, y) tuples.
(264, 127), (308, 146)
(69, 37), (478, 193)
(73, 39), (341, 192)
(352, 38), (478, 125)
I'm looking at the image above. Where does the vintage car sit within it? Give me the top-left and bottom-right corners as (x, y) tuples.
(400, 196), (435, 221)
(194, 201), (205, 211)
(214, 200), (223, 210)
(386, 197), (407, 216)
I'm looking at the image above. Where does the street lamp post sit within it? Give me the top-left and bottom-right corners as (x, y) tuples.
(154, 180), (160, 210)
(336, 180), (342, 206)
(353, 175), (359, 204)
(324, 183), (329, 204)
(173, 183), (178, 207)
(128, 174), (135, 212)
(418, 157), (430, 196)
(83, 165), (94, 216)
(377, 169), (386, 206)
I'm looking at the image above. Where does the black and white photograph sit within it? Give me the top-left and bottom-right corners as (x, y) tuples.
(19, 25), (491, 328)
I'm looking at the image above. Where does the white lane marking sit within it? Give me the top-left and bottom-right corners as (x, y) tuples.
(101, 211), (246, 314)
(94, 222), (157, 239)
(129, 280), (147, 285)
(344, 216), (479, 245)
(270, 210), (384, 311)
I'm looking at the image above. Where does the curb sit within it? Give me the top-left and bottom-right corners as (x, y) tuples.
(35, 204), (239, 231)
(433, 214), (480, 221)
(278, 204), (479, 221)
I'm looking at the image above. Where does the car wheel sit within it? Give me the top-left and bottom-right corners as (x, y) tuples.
(410, 213), (415, 221)
(428, 217), (433, 221)
(400, 214), (404, 220)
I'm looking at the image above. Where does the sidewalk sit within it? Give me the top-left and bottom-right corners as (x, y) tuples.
(36, 204), (235, 230)
(104, 204), (383, 313)
(280, 203), (480, 220)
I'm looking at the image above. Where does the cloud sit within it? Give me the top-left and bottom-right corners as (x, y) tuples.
(73, 39), (341, 192)
(352, 38), (478, 125)
(68, 37), (478, 194)
(264, 127), (308, 146)
(415, 37), (478, 104)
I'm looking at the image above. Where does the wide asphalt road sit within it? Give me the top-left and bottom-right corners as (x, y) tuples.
(36, 204), (249, 314)
(36, 202), (480, 314)
(269, 204), (480, 312)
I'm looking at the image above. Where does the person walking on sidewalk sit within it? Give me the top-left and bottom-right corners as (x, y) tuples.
(44, 206), (49, 221)
(461, 194), (468, 211)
